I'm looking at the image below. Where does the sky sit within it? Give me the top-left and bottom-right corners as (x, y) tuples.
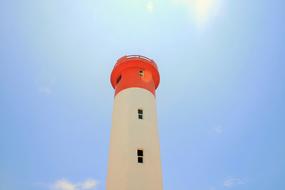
(1, 0), (285, 190)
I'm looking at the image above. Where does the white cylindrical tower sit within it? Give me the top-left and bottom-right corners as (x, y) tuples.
(107, 55), (162, 190)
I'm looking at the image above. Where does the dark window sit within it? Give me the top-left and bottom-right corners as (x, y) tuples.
(137, 149), (144, 164)
(138, 109), (143, 119)
(137, 149), (144, 156)
(116, 75), (122, 84)
(138, 157), (143, 163)
(139, 70), (144, 77)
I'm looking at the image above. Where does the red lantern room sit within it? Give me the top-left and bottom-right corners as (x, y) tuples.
(110, 55), (160, 96)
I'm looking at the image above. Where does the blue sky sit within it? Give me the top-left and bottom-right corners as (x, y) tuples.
(1, 0), (285, 190)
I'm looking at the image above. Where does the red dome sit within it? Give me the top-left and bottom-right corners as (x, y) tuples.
(110, 55), (160, 96)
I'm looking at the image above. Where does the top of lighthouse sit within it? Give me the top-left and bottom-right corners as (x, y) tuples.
(111, 55), (160, 96)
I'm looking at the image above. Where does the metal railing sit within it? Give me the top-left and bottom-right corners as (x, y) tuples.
(116, 55), (158, 69)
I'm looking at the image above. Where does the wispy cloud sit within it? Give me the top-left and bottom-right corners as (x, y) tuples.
(38, 77), (56, 96)
(213, 125), (223, 134)
(80, 179), (97, 190)
(223, 177), (245, 188)
(53, 179), (76, 190)
(39, 86), (53, 96)
(51, 179), (98, 190)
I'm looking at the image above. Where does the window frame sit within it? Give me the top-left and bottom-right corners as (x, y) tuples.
(116, 75), (122, 84)
(138, 156), (143, 163)
(138, 109), (144, 120)
(137, 149), (144, 164)
(137, 149), (144, 156)
(139, 70), (144, 77)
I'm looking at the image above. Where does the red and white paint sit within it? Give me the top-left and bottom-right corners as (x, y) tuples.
(107, 55), (162, 190)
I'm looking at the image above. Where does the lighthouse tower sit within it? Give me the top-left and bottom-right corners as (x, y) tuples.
(107, 55), (163, 190)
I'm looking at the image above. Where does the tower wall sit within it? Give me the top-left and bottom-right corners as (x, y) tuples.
(107, 88), (162, 190)
(107, 55), (162, 190)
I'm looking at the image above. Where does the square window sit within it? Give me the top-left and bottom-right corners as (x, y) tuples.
(138, 157), (143, 163)
(138, 109), (143, 119)
(139, 70), (144, 77)
(137, 149), (144, 156)
(138, 109), (143, 114)
(116, 75), (122, 84)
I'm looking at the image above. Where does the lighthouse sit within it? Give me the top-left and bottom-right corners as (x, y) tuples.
(107, 55), (163, 190)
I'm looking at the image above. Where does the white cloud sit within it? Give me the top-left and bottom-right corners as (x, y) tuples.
(38, 77), (56, 96)
(213, 125), (223, 134)
(39, 86), (53, 96)
(80, 179), (98, 190)
(51, 179), (98, 190)
(53, 179), (76, 190)
(223, 177), (245, 188)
